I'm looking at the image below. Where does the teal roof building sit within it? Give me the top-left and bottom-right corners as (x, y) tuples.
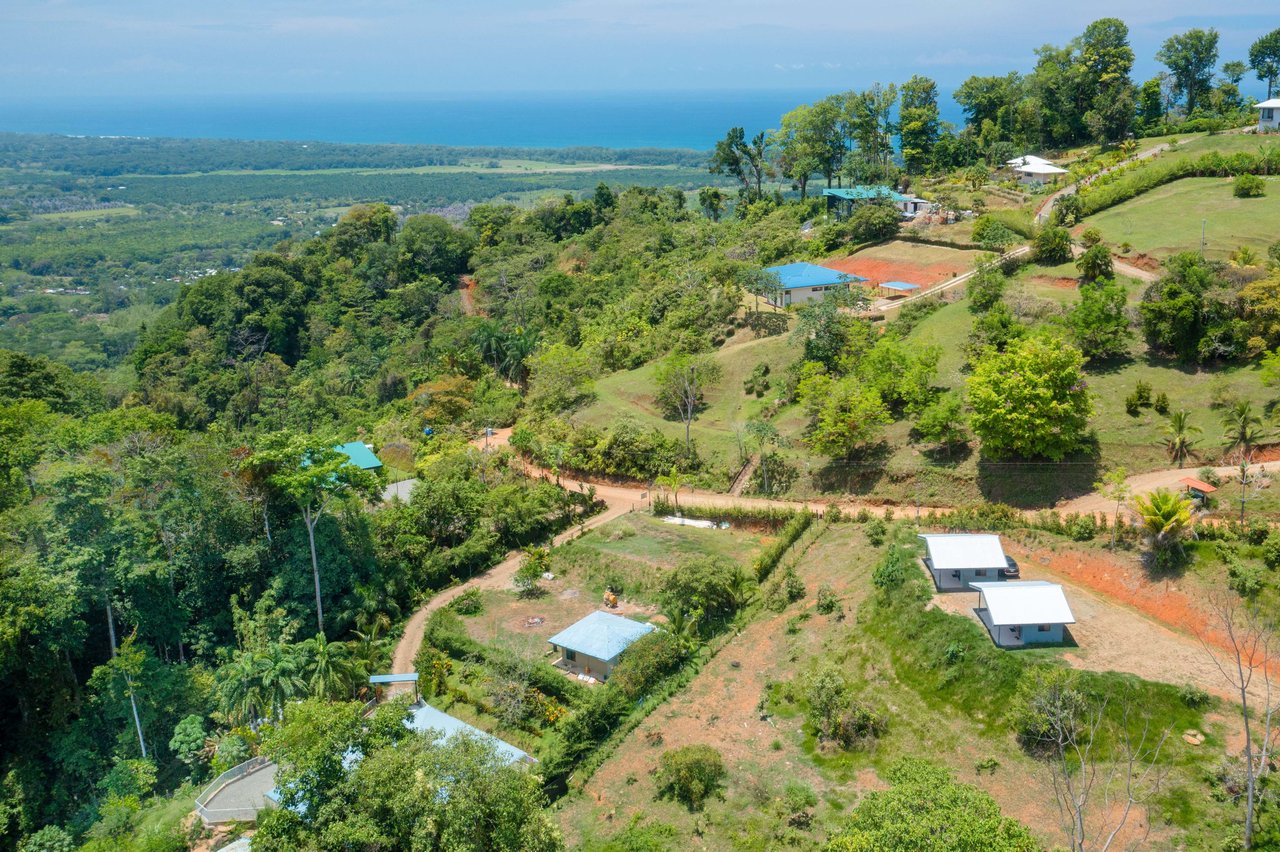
(335, 441), (382, 470)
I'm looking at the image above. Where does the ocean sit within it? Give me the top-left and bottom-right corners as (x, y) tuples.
(0, 91), (964, 151)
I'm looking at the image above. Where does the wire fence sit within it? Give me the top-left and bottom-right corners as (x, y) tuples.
(194, 755), (274, 824)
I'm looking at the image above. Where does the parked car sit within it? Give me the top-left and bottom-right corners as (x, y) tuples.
(1000, 557), (1020, 579)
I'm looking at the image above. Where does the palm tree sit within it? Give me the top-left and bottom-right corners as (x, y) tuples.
(256, 643), (307, 720)
(1132, 488), (1193, 558)
(1162, 410), (1201, 468)
(660, 606), (699, 656)
(1221, 401), (1266, 463)
(654, 466), (687, 513)
(300, 634), (356, 699)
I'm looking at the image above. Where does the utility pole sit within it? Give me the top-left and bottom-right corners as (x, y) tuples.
(1200, 219), (1207, 258)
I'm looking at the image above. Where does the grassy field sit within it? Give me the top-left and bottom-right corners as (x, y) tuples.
(576, 330), (801, 486)
(559, 521), (1235, 850)
(1084, 176), (1280, 261)
(34, 205), (141, 221)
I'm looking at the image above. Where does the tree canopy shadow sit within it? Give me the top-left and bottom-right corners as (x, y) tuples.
(975, 443), (1101, 509)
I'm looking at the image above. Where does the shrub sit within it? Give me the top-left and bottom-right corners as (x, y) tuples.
(865, 517), (888, 547)
(1153, 392), (1169, 414)
(19, 827), (75, 852)
(1124, 393), (1141, 416)
(449, 588), (484, 615)
(743, 363), (771, 397)
(872, 543), (912, 591)
(1179, 684), (1212, 709)
(1133, 380), (1152, 407)
(1079, 227), (1103, 248)
(655, 744), (726, 810)
(609, 632), (684, 700)
(816, 583), (842, 616)
(1009, 668), (1086, 752)
(1262, 530), (1280, 569)
(805, 666), (886, 749)
(1064, 514), (1097, 542)
(1234, 173), (1266, 198)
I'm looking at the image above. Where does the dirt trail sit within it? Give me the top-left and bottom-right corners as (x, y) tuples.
(1056, 464), (1241, 516)
(727, 454), (758, 497)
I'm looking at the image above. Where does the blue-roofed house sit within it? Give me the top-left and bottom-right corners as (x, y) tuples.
(547, 611), (656, 680)
(763, 262), (866, 308)
(335, 441), (382, 471)
(407, 702), (534, 765)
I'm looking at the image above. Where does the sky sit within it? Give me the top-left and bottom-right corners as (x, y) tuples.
(3, 1), (1276, 100)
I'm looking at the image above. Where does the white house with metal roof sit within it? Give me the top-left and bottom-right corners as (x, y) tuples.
(407, 702), (533, 764)
(971, 581), (1076, 647)
(918, 533), (1017, 591)
(547, 610), (655, 680)
(1256, 99), (1280, 131)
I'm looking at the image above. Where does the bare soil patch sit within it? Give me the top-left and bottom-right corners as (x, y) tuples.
(820, 241), (980, 291)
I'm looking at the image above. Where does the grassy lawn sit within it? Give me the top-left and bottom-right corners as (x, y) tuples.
(577, 331), (800, 485)
(1084, 176), (1280, 261)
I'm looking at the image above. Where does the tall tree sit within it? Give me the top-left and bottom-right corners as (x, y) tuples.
(966, 336), (1094, 460)
(771, 104), (824, 199)
(250, 433), (380, 638)
(654, 354), (724, 450)
(1201, 594), (1278, 850)
(1078, 18), (1137, 143)
(709, 127), (770, 201)
(1157, 28), (1220, 114)
(899, 76), (941, 174)
(1249, 29), (1280, 99)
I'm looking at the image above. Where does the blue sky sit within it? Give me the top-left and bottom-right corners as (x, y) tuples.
(4, 1), (1276, 98)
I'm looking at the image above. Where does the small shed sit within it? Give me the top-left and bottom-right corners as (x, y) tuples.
(1256, 99), (1280, 131)
(547, 610), (655, 680)
(918, 533), (1016, 591)
(336, 441), (382, 470)
(1179, 476), (1218, 501)
(971, 581), (1075, 647)
(763, 262), (866, 307)
(878, 281), (921, 298)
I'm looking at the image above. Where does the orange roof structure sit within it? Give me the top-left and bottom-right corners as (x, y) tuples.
(1179, 476), (1217, 494)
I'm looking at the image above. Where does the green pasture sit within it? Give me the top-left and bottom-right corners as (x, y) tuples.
(1084, 176), (1280, 261)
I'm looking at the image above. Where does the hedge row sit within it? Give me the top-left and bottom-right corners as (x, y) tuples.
(650, 498), (799, 527)
(752, 510), (815, 582)
(1078, 145), (1280, 217)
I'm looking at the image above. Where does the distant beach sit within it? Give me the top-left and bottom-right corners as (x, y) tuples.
(0, 90), (964, 150)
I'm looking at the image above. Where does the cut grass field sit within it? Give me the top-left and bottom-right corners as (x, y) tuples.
(1084, 176), (1280, 261)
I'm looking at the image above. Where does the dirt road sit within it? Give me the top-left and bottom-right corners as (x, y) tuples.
(1056, 464), (1242, 517)
(1035, 141), (1173, 224)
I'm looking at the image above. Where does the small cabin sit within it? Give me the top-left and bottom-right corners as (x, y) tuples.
(1256, 99), (1280, 131)
(919, 533), (1018, 591)
(971, 581), (1076, 648)
(547, 611), (655, 681)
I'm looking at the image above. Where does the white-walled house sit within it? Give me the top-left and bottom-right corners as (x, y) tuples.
(971, 581), (1076, 647)
(918, 533), (1017, 591)
(1256, 99), (1280, 131)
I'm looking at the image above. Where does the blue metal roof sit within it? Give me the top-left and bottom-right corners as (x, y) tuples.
(764, 262), (865, 291)
(822, 185), (910, 203)
(547, 611), (655, 662)
(370, 673), (418, 684)
(336, 441), (382, 470)
(880, 281), (921, 291)
(407, 703), (531, 765)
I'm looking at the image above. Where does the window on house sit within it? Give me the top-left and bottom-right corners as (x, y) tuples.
(1264, 108), (1275, 121)
(565, 649), (576, 662)
(1038, 625), (1052, 633)
(975, 569), (987, 577)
